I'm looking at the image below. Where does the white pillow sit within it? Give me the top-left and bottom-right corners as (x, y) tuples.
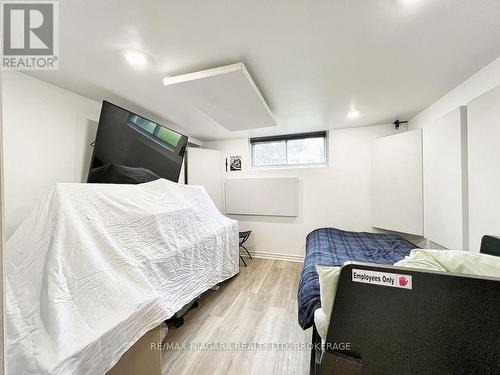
(315, 265), (341, 320)
(313, 307), (329, 341)
(395, 249), (500, 277)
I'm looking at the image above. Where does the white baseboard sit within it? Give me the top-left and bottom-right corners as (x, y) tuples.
(242, 250), (304, 263)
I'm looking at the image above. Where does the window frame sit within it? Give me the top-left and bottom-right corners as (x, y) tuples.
(127, 114), (182, 150)
(250, 131), (328, 169)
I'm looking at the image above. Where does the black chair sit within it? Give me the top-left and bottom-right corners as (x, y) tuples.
(239, 231), (252, 267)
(480, 235), (500, 257)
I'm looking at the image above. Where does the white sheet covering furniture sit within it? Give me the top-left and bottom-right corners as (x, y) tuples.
(5, 179), (239, 375)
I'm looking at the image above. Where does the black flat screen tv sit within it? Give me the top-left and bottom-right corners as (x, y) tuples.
(87, 101), (188, 184)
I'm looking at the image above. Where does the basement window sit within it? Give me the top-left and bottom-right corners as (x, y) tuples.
(128, 114), (182, 148)
(250, 131), (327, 168)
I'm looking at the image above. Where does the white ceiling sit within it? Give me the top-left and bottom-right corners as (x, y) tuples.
(28, 0), (500, 141)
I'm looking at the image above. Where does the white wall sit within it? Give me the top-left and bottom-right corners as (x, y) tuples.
(372, 130), (423, 236)
(423, 107), (468, 250)
(1, 72), (102, 238)
(467, 85), (500, 251)
(205, 124), (400, 261)
(410, 56), (500, 250)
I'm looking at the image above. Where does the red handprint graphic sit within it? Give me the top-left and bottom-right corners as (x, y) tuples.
(399, 277), (409, 287)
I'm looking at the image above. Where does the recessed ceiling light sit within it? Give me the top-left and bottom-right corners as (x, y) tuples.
(124, 50), (147, 67)
(347, 110), (360, 119)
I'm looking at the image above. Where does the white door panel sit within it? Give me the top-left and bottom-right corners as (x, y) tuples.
(187, 148), (224, 212)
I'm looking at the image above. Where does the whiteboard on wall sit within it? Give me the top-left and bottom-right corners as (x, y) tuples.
(423, 107), (468, 250)
(467, 84), (500, 251)
(225, 177), (299, 217)
(372, 129), (423, 235)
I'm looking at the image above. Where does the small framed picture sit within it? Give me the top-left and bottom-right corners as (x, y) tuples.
(230, 155), (242, 171)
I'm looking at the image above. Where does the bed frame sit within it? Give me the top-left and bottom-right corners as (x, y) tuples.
(310, 235), (500, 375)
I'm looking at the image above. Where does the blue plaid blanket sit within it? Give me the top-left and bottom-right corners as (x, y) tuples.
(298, 228), (416, 329)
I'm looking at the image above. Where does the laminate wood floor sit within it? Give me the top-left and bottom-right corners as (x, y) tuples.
(162, 258), (311, 375)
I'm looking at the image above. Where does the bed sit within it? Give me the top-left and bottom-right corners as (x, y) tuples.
(5, 179), (239, 375)
(305, 233), (500, 374)
(298, 227), (416, 329)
